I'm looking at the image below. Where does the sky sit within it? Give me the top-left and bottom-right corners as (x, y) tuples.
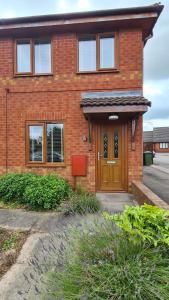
(0, 0), (168, 131)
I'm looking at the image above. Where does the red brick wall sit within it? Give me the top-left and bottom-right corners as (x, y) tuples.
(0, 28), (143, 191)
(154, 143), (169, 153)
(128, 115), (143, 189)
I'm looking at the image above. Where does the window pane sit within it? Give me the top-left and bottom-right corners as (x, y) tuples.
(17, 41), (31, 73)
(100, 35), (114, 68)
(29, 126), (43, 162)
(47, 124), (64, 163)
(114, 131), (119, 158)
(79, 37), (96, 71)
(35, 40), (51, 74)
(103, 133), (108, 159)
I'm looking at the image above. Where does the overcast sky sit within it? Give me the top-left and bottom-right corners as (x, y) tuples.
(0, 0), (168, 131)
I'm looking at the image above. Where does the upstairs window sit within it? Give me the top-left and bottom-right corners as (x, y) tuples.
(79, 36), (96, 72)
(78, 33), (115, 72)
(16, 40), (31, 73)
(100, 34), (115, 69)
(34, 40), (52, 74)
(15, 39), (52, 75)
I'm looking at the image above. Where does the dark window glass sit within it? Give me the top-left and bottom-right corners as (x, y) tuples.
(103, 133), (108, 159)
(47, 124), (64, 163)
(114, 131), (119, 158)
(17, 41), (31, 73)
(34, 40), (51, 74)
(79, 37), (96, 71)
(29, 125), (43, 162)
(100, 35), (114, 68)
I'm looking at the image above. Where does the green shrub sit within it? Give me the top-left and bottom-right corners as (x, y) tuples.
(46, 221), (169, 300)
(103, 204), (169, 246)
(63, 189), (101, 215)
(0, 173), (71, 210)
(24, 174), (71, 210)
(0, 173), (37, 203)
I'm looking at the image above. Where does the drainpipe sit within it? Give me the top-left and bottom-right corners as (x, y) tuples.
(5, 88), (9, 174)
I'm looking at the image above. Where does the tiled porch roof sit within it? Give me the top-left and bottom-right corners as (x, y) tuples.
(80, 90), (151, 107)
(80, 96), (151, 107)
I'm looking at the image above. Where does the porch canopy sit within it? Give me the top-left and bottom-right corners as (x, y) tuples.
(80, 90), (151, 150)
(80, 90), (151, 117)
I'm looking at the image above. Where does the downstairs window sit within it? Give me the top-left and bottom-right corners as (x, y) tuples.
(27, 122), (64, 164)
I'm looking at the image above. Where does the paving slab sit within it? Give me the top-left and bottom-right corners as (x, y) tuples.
(0, 209), (61, 232)
(96, 192), (136, 212)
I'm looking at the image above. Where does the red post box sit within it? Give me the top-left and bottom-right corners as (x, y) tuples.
(72, 155), (87, 176)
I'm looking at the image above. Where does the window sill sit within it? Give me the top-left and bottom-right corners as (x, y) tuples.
(26, 162), (66, 168)
(14, 73), (54, 78)
(76, 69), (119, 75)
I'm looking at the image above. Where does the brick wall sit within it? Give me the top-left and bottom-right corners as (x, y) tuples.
(0, 28), (144, 191)
(154, 143), (169, 153)
(128, 115), (143, 190)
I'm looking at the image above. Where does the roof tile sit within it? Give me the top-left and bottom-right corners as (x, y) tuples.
(80, 96), (151, 107)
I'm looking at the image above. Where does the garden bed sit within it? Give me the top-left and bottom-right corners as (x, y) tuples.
(45, 205), (169, 300)
(0, 174), (101, 214)
(0, 228), (29, 278)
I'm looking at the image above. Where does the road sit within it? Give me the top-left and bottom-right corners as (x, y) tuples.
(153, 153), (169, 170)
(143, 153), (169, 204)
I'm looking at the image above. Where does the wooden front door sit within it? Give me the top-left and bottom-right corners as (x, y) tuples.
(97, 123), (127, 191)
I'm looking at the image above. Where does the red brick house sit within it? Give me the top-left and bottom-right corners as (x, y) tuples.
(144, 127), (169, 153)
(0, 4), (163, 192)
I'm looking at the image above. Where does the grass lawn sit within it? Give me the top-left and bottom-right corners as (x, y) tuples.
(0, 228), (29, 278)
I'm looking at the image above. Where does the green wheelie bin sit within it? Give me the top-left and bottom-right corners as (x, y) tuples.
(143, 151), (153, 166)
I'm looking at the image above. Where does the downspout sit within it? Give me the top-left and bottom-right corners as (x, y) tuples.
(5, 88), (9, 174)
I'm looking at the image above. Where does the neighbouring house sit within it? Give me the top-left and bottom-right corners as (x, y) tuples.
(143, 131), (154, 152)
(143, 127), (169, 153)
(0, 4), (163, 192)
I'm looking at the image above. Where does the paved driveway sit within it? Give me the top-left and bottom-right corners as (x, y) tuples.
(143, 153), (169, 204)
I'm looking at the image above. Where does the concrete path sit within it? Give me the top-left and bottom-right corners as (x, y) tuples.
(96, 192), (136, 212)
(0, 209), (68, 233)
(0, 192), (135, 232)
(143, 166), (169, 204)
(0, 214), (105, 300)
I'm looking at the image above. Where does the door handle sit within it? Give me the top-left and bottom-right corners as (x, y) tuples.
(98, 152), (103, 160)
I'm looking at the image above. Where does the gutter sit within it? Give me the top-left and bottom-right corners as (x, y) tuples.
(0, 4), (164, 26)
